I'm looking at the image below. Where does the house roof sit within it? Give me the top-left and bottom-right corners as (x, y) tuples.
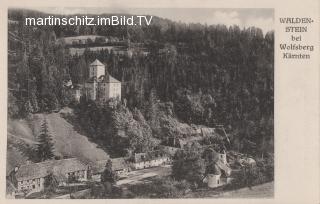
(91, 158), (128, 174)
(86, 76), (98, 83)
(86, 75), (121, 84)
(15, 158), (87, 182)
(91, 160), (107, 174)
(205, 159), (231, 177)
(98, 75), (121, 83)
(206, 163), (221, 175)
(111, 158), (128, 171)
(90, 59), (104, 66)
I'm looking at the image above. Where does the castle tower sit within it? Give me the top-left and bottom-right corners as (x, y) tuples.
(89, 59), (105, 79)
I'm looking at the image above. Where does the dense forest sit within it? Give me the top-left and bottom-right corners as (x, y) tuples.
(8, 9), (274, 157)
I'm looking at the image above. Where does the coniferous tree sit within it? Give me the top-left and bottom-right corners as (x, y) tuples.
(36, 119), (55, 162)
(101, 159), (118, 185)
(44, 173), (58, 194)
(172, 142), (205, 187)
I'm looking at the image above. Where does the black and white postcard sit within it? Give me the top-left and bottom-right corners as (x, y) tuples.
(1, 0), (319, 203)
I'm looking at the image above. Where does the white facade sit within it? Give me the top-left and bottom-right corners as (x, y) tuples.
(66, 170), (88, 182)
(17, 177), (45, 193)
(205, 174), (233, 189)
(207, 174), (222, 188)
(98, 81), (121, 102)
(16, 169), (88, 194)
(133, 157), (170, 170)
(107, 82), (121, 99)
(85, 59), (121, 102)
(89, 61), (105, 79)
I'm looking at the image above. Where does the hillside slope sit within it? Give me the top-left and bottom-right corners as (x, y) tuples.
(7, 108), (109, 174)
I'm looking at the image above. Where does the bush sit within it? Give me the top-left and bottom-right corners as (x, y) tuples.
(172, 142), (206, 186)
(225, 156), (274, 190)
(89, 182), (123, 198)
(128, 177), (191, 198)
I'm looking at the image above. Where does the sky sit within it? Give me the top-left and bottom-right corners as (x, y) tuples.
(33, 8), (274, 34)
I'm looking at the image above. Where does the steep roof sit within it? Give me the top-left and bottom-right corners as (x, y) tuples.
(86, 75), (121, 84)
(91, 158), (128, 174)
(15, 158), (87, 181)
(90, 59), (104, 66)
(206, 163), (221, 175)
(98, 75), (121, 83)
(91, 160), (107, 174)
(86, 76), (98, 83)
(111, 158), (128, 171)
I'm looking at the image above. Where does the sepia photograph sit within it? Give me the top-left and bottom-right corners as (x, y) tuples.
(6, 7), (274, 199)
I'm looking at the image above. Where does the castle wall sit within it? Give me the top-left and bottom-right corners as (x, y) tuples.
(207, 174), (222, 188)
(108, 82), (121, 99)
(84, 82), (97, 100)
(98, 82), (109, 102)
(85, 60), (121, 102)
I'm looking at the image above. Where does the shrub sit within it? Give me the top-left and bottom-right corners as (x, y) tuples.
(128, 177), (191, 198)
(225, 156), (274, 190)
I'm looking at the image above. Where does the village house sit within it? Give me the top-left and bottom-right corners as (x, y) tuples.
(163, 136), (203, 149)
(194, 125), (230, 143)
(91, 158), (130, 181)
(203, 151), (233, 188)
(84, 59), (121, 102)
(131, 151), (171, 170)
(161, 135), (205, 157)
(10, 158), (88, 194)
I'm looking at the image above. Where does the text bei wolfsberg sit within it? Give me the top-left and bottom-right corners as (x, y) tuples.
(280, 44), (314, 59)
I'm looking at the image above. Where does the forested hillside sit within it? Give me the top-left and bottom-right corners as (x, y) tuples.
(8, 9), (274, 157)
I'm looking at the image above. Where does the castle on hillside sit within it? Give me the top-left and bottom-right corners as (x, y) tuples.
(73, 59), (121, 102)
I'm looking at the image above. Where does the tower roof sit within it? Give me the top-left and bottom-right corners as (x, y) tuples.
(90, 59), (104, 66)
